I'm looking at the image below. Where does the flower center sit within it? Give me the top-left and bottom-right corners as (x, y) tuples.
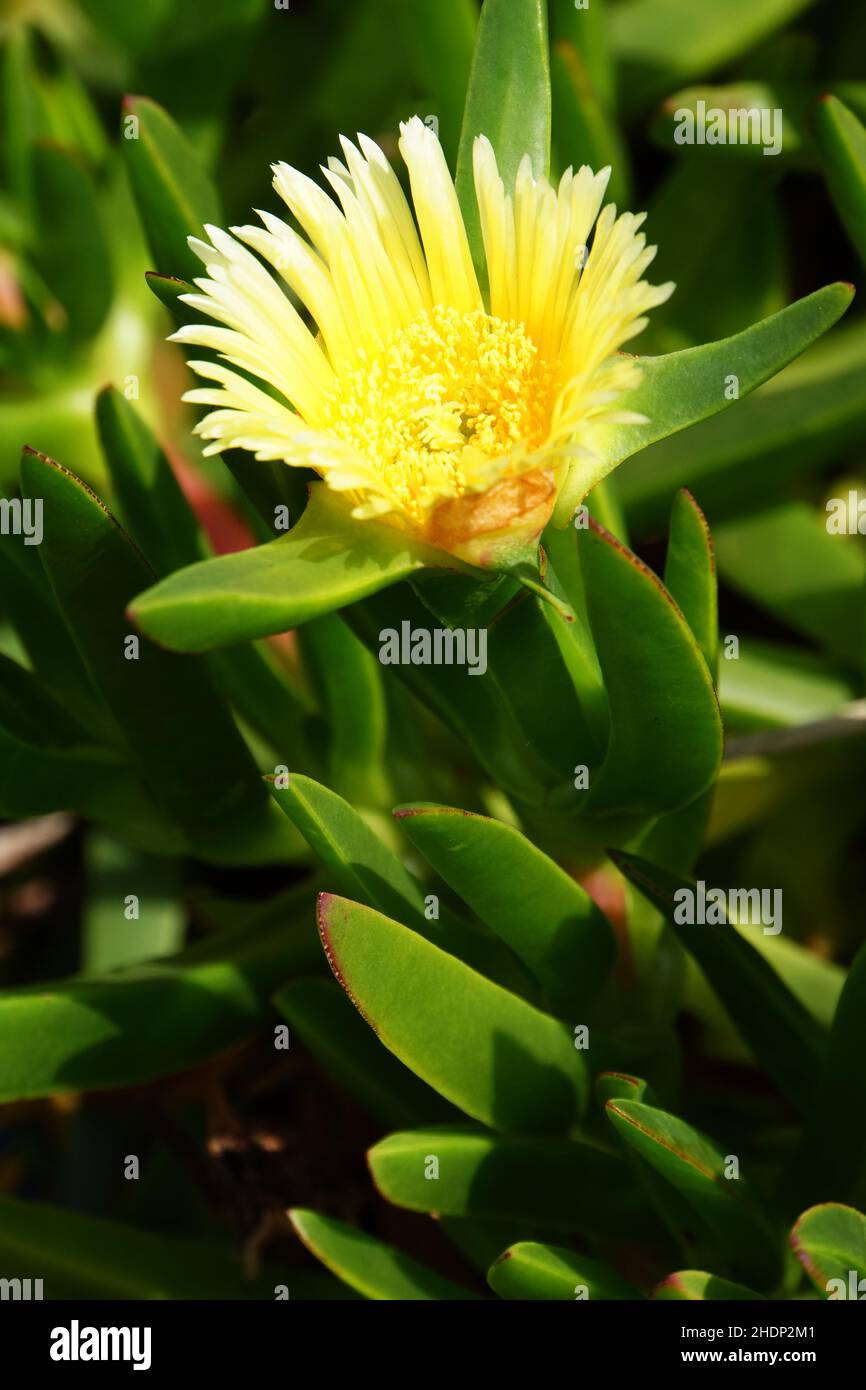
(319, 305), (555, 522)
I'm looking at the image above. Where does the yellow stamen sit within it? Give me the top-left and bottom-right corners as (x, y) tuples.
(318, 305), (556, 525)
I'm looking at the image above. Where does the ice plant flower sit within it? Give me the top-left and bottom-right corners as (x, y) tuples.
(174, 117), (673, 567)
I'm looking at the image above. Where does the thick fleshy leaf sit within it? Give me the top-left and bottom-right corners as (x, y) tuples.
(367, 1126), (657, 1237)
(144, 269), (197, 319)
(289, 1209), (480, 1301)
(130, 484), (458, 652)
(577, 522), (722, 817)
(596, 1071), (652, 1107)
(121, 94), (221, 280)
(561, 284), (853, 510)
(0, 887), (321, 1102)
(394, 803), (616, 1011)
(484, 587), (605, 783)
(0, 1196), (298, 1300)
(31, 142), (111, 341)
(345, 583), (556, 807)
(96, 386), (206, 574)
(611, 850), (826, 1107)
(489, 1242), (641, 1300)
(790, 1204), (866, 1297)
(682, 911), (845, 1062)
(318, 894), (587, 1133)
(267, 773), (520, 985)
(297, 614), (389, 806)
(606, 1099), (782, 1288)
(793, 945), (866, 1206)
(97, 389), (315, 761)
(410, 567), (593, 778)
(456, 0), (550, 282)
(274, 979), (454, 1128)
(663, 489), (718, 674)
(19, 448), (292, 864)
(654, 1270), (765, 1301)
(0, 534), (105, 730)
(815, 96), (866, 266)
(617, 317), (866, 533)
(713, 503), (865, 667)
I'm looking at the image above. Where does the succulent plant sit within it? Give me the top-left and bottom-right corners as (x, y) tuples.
(2, 0), (866, 1309)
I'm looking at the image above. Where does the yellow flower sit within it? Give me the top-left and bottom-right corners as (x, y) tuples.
(174, 117), (672, 566)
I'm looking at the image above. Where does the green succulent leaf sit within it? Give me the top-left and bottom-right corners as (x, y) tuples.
(815, 95), (866, 266)
(98, 388), (315, 760)
(794, 945), (866, 1207)
(606, 1099), (782, 1288)
(268, 773), (429, 921)
(19, 448), (292, 864)
(296, 614), (389, 806)
(560, 283), (854, 516)
(394, 802), (616, 1011)
(289, 1208), (480, 1301)
(368, 1126), (657, 1237)
(130, 484), (461, 652)
(595, 1071), (653, 1107)
(144, 269), (197, 318)
(663, 489), (718, 675)
(489, 1241), (641, 1300)
(121, 94), (221, 280)
(274, 979), (455, 1129)
(31, 142), (111, 342)
(0, 536), (105, 730)
(577, 522), (722, 817)
(653, 1270), (766, 1301)
(317, 894), (588, 1133)
(96, 386), (206, 574)
(0, 1196), (294, 1300)
(267, 773), (519, 984)
(456, 0), (551, 283)
(790, 1203), (866, 1297)
(483, 587), (605, 780)
(617, 317), (866, 532)
(612, 850), (826, 1106)
(0, 888), (321, 1102)
(345, 583), (556, 807)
